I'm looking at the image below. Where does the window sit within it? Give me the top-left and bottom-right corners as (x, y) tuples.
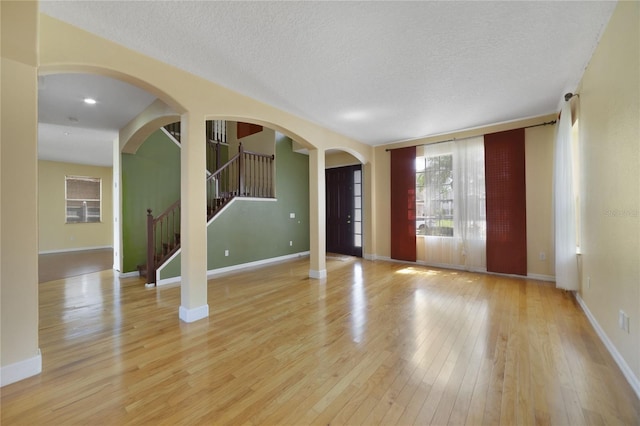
(416, 154), (453, 236)
(65, 176), (101, 223)
(354, 169), (362, 248)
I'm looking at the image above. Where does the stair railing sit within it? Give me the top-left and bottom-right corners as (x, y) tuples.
(206, 143), (275, 220)
(146, 200), (180, 285)
(145, 136), (275, 285)
(243, 148), (275, 198)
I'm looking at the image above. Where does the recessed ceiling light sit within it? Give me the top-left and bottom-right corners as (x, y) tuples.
(84, 98), (97, 105)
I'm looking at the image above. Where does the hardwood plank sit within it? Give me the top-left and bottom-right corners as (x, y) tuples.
(2, 257), (639, 425)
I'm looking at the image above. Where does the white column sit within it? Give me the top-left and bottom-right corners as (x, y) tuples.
(309, 148), (327, 278)
(179, 111), (209, 322)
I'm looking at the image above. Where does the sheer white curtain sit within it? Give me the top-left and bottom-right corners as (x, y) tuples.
(553, 102), (579, 290)
(420, 136), (486, 270)
(453, 136), (486, 271)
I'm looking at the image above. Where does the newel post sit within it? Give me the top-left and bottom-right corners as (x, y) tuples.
(146, 208), (156, 285)
(238, 142), (245, 196)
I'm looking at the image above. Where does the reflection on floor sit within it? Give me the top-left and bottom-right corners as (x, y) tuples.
(39, 248), (113, 283)
(3, 256), (638, 424)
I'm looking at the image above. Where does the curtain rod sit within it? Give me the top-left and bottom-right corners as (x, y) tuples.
(384, 120), (557, 152)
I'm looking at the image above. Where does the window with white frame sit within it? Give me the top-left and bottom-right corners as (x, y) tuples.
(416, 153), (454, 236)
(415, 137), (486, 269)
(65, 176), (102, 223)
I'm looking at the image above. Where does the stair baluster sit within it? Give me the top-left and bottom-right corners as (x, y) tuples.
(143, 124), (275, 285)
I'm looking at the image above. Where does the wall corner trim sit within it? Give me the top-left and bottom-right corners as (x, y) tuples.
(179, 305), (209, 323)
(576, 293), (640, 400)
(0, 349), (42, 387)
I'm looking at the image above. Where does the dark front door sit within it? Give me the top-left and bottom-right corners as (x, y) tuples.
(326, 164), (363, 257)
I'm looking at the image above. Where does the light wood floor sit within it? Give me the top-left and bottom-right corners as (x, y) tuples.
(2, 256), (639, 425)
(38, 248), (113, 283)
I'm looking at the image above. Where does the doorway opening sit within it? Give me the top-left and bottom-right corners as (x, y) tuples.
(326, 164), (363, 257)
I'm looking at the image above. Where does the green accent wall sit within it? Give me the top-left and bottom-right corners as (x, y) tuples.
(122, 130), (180, 272)
(159, 133), (309, 280)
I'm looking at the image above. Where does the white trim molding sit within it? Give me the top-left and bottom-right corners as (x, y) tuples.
(157, 252), (311, 285)
(309, 269), (327, 279)
(179, 305), (209, 323)
(372, 256), (556, 283)
(39, 245), (112, 255)
(161, 127), (181, 148)
(208, 251), (309, 278)
(156, 276), (181, 287)
(155, 247), (182, 283)
(119, 271), (140, 279)
(576, 293), (640, 400)
(526, 273), (555, 282)
(206, 196), (278, 226)
(1, 349), (42, 387)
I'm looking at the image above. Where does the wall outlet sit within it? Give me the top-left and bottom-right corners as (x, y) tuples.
(289, 241), (293, 246)
(539, 251), (546, 261)
(289, 212), (295, 219)
(224, 249), (229, 257)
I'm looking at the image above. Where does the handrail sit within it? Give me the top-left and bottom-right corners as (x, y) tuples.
(153, 199), (180, 225)
(145, 137), (275, 286)
(145, 201), (180, 285)
(209, 153), (240, 180)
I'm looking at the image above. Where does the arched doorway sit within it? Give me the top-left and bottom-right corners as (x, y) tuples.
(325, 150), (365, 257)
(37, 72), (167, 281)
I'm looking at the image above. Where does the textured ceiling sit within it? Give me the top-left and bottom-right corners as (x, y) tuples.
(39, 1), (616, 155)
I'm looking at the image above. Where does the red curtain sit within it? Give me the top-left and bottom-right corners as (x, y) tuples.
(390, 146), (417, 261)
(484, 129), (527, 275)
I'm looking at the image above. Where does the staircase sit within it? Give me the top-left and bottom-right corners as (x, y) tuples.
(139, 121), (275, 285)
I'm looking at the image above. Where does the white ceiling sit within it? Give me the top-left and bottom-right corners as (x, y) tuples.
(39, 1), (616, 165)
(38, 73), (157, 166)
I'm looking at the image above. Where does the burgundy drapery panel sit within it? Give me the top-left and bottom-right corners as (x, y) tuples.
(390, 146), (417, 261)
(484, 128), (527, 275)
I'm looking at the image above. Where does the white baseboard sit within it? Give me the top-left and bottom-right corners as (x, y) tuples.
(39, 245), (112, 255)
(309, 269), (327, 279)
(119, 271), (140, 278)
(156, 276), (181, 287)
(575, 293), (640, 400)
(526, 273), (556, 282)
(363, 253), (377, 261)
(207, 251), (310, 278)
(375, 255), (413, 264)
(155, 251), (311, 285)
(371, 255), (555, 282)
(1, 349), (42, 387)
(179, 304), (209, 323)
